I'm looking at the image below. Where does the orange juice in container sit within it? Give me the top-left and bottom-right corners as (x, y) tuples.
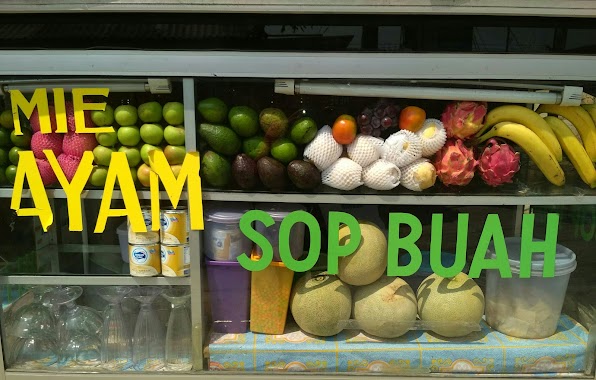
(161, 244), (190, 277)
(160, 208), (189, 245)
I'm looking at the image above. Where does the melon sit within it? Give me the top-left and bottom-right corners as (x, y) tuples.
(417, 272), (485, 337)
(338, 221), (387, 286)
(353, 276), (417, 338)
(290, 272), (351, 337)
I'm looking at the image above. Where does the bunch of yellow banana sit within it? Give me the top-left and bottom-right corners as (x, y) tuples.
(474, 105), (565, 186)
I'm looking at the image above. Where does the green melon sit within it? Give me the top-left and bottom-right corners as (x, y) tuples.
(338, 221), (387, 286)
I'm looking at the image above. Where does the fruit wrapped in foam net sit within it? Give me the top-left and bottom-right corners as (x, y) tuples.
(321, 157), (363, 191)
(400, 158), (437, 192)
(303, 125), (343, 171)
(381, 130), (423, 168)
(362, 159), (401, 190)
(347, 134), (384, 167)
(416, 118), (447, 157)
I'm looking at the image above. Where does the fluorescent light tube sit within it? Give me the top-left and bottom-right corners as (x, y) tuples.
(1, 78), (172, 94)
(275, 80), (583, 106)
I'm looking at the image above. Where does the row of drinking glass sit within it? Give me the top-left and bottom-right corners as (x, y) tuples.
(3, 285), (193, 371)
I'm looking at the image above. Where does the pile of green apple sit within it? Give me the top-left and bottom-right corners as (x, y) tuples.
(0, 109), (32, 185)
(89, 100), (186, 188)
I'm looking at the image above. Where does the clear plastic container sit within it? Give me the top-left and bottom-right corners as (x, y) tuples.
(254, 203), (306, 262)
(116, 222), (129, 263)
(485, 237), (577, 339)
(203, 202), (254, 261)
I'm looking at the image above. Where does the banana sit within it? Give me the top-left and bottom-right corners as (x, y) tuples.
(544, 116), (596, 188)
(536, 104), (596, 162)
(476, 122), (565, 186)
(476, 104), (563, 162)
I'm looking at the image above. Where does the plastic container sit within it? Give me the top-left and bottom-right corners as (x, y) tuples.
(249, 255), (294, 334)
(398, 250), (468, 292)
(204, 202), (253, 261)
(485, 237), (577, 339)
(255, 203), (306, 262)
(116, 222), (129, 263)
(205, 258), (250, 333)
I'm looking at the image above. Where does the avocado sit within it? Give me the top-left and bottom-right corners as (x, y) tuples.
(198, 123), (241, 156)
(287, 160), (321, 190)
(259, 108), (288, 140)
(232, 154), (259, 190)
(201, 151), (231, 188)
(257, 156), (287, 190)
(242, 135), (270, 160)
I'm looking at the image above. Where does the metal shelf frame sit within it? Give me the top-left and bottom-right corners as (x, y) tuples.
(0, 51), (594, 380)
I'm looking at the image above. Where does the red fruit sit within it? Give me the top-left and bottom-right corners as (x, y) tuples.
(31, 131), (63, 159)
(57, 154), (81, 181)
(434, 139), (477, 186)
(65, 101), (95, 132)
(36, 158), (57, 186)
(31, 105), (58, 133)
(399, 106), (426, 133)
(332, 115), (357, 145)
(62, 131), (97, 158)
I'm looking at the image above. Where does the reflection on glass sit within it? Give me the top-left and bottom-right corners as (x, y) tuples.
(130, 286), (165, 371)
(163, 287), (192, 371)
(98, 286), (132, 370)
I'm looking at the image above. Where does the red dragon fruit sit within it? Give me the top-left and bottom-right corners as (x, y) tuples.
(441, 101), (487, 140)
(31, 105), (58, 133)
(31, 131), (63, 159)
(62, 131), (97, 158)
(478, 138), (520, 187)
(434, 139), (477, 186)
(36, 158), (57, 186)
(57, 154), (81, 181)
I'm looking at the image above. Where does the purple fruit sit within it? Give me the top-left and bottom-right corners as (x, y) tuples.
(360, 125), (373, 135)
(372, 117), (381, 128)
(381, 117), (393, 129)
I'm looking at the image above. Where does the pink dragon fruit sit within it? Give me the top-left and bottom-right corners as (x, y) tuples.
(441, 101), (487, 140)
(478, 138), (520, 187)
(434, 139), (477, 186)
(65, 101), (95, 132)
(31, 105), (58, 133)
(36, 158), (57, 186)
(62, 131), (97, 158)
(31, 131), (63, 159)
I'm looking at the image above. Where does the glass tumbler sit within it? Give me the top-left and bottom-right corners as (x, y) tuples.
(130, 286), (165, 371)
(98, 286), (132, 370)
(162, 287), (192, 371)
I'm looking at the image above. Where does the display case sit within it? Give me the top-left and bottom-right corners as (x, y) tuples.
(0, 4), (595, 380)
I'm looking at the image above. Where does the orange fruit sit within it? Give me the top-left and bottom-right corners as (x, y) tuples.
(399, 106), (426, 132)
(332, 114), (357, 145)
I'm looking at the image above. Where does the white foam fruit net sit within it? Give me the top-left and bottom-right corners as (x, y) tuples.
(303, 125), (343, 171)
(381, 130), (423, 167)
(416, 118), (447, 157)
(400, 158), (437, 192)
(321, 157), (363, 191)
(362, 159), (401, 190)
(347, 134), (384, 167)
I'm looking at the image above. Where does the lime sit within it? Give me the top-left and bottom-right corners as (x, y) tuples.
(0, 128), (11, 148)
(0, 110), (14, 129)
(197, 97), (228, 123)
(229, 106), (259, 137)
(9, 147), (24, 165)
(0, 148), (9, 167)
(10, 129), (32, 148)
(0, 167), (7, 184)
(270, 138), (298, 164)
(242, 135), (270, 160)
(290, 117), (317, 144)
(6, 165), (17, 184)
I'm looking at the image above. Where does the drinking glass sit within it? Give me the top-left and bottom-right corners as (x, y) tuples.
(162, 287), (192, 371)
(98, 286), (132, 370)
(130, 286), (165, 371)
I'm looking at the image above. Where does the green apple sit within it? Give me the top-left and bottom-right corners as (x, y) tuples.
(0, 148), (8, 167)
(130, 167), (138, 185)
(140, 123), (164, 145)
(0, 167), (7, 184)
(6, 165), (17, 184)
(170, 164), (182, 178)
(140, 143), (163, 165)
(163, 125), (185, 146)
(118, 146), (141, 167)
(93, 145), (116, 166)
(114, 105), (138, 126)
(0, 110), (14, 129)
(164, 145), (186, 165)
(138, 101), (162, 123)
(162, 102), (184, 125)
(0, 128), (11, 148)
(137, 163), (152, 187)
(9, 146), (24, 165)
(10, 129), (31, 148)
(117, 126), (141, 146)
(91, 104), (114, 127)
(89, 165), (108, 187)
(95, 130), (118, 147)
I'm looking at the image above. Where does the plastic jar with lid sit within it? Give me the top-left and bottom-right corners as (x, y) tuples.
(254, 203), (307, 262)
(203, 202), (254, 261)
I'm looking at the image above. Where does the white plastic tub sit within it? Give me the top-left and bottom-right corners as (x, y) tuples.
(116, 222), (129, 263)
(485, 237), (577, 339)
(255, 203), (306, 262)
(204, 202), (254, 261)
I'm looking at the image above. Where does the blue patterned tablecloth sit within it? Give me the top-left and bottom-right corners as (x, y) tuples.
(208, 315), (590, 374)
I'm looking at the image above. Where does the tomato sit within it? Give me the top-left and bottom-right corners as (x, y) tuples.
(332, 114), (357, 145)
(399, 106), (426, 133)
